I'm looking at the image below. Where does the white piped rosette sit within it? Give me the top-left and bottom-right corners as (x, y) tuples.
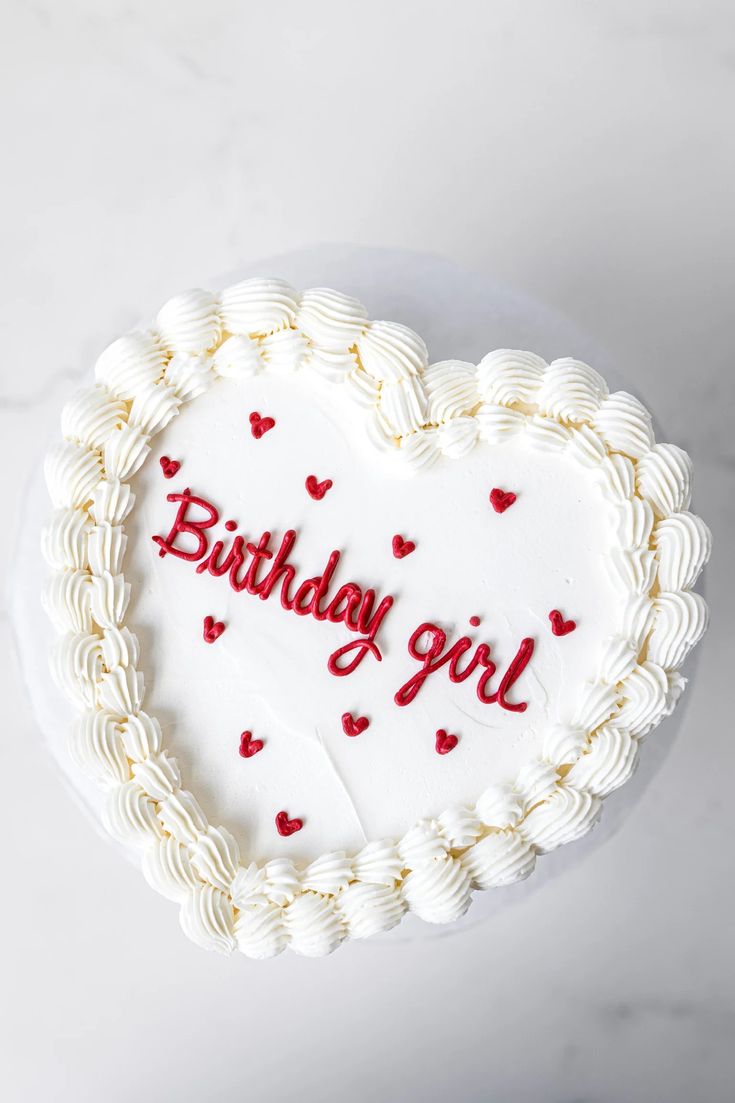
(42, 280), (711, 958)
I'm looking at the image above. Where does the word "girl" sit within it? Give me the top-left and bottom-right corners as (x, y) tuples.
(394, 621), (535, 712)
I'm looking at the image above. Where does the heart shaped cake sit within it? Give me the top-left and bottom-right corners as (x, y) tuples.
(42, 279), (711, 958)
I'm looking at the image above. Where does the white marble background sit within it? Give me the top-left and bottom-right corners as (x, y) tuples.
(1, 2), (733, 1101)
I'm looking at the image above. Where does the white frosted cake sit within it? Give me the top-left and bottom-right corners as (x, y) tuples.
(42, 280), (711, 957)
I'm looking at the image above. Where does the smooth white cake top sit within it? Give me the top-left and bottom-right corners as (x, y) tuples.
(42, 280), (711, 958)
(128, 372), (620, 863)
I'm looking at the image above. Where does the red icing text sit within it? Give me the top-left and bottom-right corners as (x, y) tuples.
(394, 621), (535, 712)
(152, 488), (394, 677)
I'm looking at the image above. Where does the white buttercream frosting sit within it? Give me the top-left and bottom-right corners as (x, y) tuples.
(357, 320), (428, 382)
(180, 884), (237, 954)
(157, 790), (208, 845)
(45, 442), (103, 510)
(461, 829), (536, 889)
(212, 334), (263, 378)
(104, 780), (162, 844)
(162, 352), (214, 401)
(647, 591), (708, 670)
(234, 902), (287, 959)
(525, 415), (572, 452)
(476, 349), (546, 406)
(398, 820), (449, 868)
(142, 835), (201, 902)
(103, 424), (150, 481)
(95, 331), (166, 399)
(263, 859), (301, 907)
(401, 855), (472, 924)
(617, 497), (655, 550)
(53, 632), (103, 709)
(283, 892), (345, 957)
(61, 386), (127, 449)
(156, 290), (221, 354)
(188, 825), (240, 891)
(351, 841), (403, 885)
(89, 479), (135, 526)
(423, 360), (479, 422)
(43, 568), (93, 634)
(564, 724), (638, 797)
(636, 443), (693, 518)
(42, 508), (91, 571)
(592, 391), (655, 459)
(120, 711), (162, 760)
(616, 662), (671, 737)
(437, 414), (480, 458)
(567, 423), (608, 468)
(41, 279), (709, 959)
(336, 881), (406, 939)
(297, 287), (368, 351)
(476, 403), (526, 443)
(379, 376), (428, 436)
(220, 278), (299, 337)
(437, 806), (483, 849)
(475, 785), (524, 829)
(520, 786), (602, 852)
(131, 752), (181, 801)
(300, 852), (353, 896)
(260, 326), (311, 374)
(69, 710), (129, 786)
(653, 512), (712, 592)
(599, 452), (637, 502)
(536, 358), (608, 423)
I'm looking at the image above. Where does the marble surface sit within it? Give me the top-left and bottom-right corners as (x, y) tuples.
(1, 3), (733, 1101)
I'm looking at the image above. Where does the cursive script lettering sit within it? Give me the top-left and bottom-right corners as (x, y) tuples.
(394, 621), (535, 712)
(152, 488), (394, 676)
(152, 488), (537, 709)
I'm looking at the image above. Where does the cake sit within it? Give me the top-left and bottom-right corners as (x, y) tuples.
(42, 279), (711, 958)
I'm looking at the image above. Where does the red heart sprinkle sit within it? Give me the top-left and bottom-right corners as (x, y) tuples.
(249, 411), (276, 439)
(203, 615), (226, 643)
(275, 810), (303, 837)
(435, 729), (459, 755)
(306, 474), (333, 500)
(549, 609), (576, 636)
(392, 534), (416, 559)
(489, 487), (517, 513)
(159, 456), (181, 479)
(342, 712), (370, 737)
(239, 731), (264, 758)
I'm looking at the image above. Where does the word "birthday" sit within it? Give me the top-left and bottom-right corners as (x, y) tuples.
(152, 488), (394, 677)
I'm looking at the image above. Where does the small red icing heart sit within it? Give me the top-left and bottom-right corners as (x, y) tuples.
(275, 810), (303, 837)
(306, 474), (333, 500)
(160, 456), (181, 479)
(249, 411), (276, 439)
(435, 729), (459, 755)
(239, 731), (264, 758)
(549, 609), (576, 636)
(392, 534), (416, 559)
(203, 615), (226, 643)
(489, 487), (517, 513)
(342, 712), (369, 737)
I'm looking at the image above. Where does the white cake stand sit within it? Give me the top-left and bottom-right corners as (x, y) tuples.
(10, 244), (698, 944)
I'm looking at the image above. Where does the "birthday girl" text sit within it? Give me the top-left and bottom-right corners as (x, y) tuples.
(152, 488), (535, 712)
